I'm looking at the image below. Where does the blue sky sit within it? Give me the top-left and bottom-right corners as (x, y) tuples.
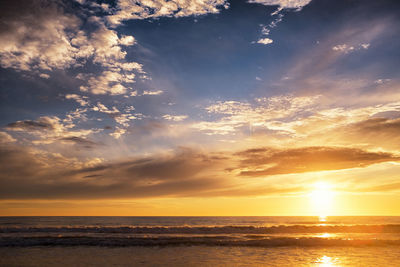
(1, 0), (400, 215)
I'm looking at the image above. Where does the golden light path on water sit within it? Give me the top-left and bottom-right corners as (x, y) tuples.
(315, 255), (338, 266)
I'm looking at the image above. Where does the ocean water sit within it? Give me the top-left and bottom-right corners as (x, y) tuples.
(1, 216), (400, 266)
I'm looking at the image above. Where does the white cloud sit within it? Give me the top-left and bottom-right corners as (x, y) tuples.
(143, 90), (164, 96)
(257, 38), (273, 45)
(162, 115), (188, 121)
(0, 3), (82, 71)
(109, 127), (127, 139)
(250, 0), (312, 46)
(39, 73), (50, 79)
(248, 0), (312, 10)
(0, 1), (144, 96)
(361, 43), (370, 49)
(191, 95), (320, 135)
(65, 94), (89, 107)
(119, 35), (136, 46)
(92, 102), (138, 128)
(63, 108), (88, 127)
(80, 71), (134, 95)
(92, 102), (120, 114)
(107, 0), (229, 26)
(332, 44), (354, 53)
(332, 43), (370, 54)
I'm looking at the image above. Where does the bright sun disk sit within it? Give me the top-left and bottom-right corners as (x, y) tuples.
(309, 182), (335, 218)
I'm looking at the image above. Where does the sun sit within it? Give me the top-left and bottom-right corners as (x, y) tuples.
(309, 182), (335, 219)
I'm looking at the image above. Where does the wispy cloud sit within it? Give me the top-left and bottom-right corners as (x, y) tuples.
(332, 43), (370, 54)
(142, 90), (164, 96)
(249, 0), (312, 45)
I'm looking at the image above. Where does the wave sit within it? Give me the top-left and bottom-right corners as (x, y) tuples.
(1, 235), (400, 247)
(1, 224), (400, 234)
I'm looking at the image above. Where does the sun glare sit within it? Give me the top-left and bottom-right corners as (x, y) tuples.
(309, 182), (335, 218)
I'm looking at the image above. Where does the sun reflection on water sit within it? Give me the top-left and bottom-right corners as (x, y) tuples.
(315, 255), (337, 266)
(318, 233), (332, 238)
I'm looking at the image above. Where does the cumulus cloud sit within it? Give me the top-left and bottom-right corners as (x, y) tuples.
(107, 0), (229, 26)
(0, 0), (144, 95)
(0, 0), (82, 71)
(119, 35), (136, 46)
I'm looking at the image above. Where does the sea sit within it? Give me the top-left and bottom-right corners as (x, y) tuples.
(1, 216), (400, 266)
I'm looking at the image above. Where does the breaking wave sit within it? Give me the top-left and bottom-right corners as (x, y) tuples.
(1, 235), (400, 247)
(1, 224), (400, 234)
(1, 224), (400, 247)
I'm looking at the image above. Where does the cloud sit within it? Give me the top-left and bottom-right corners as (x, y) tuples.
(248, 0), (312, 10)
(92, 102), (120, 115)
(6, 116), (95, 145)
(109, 127), (127, 139)
(79, 71), (134, 95)
(328, 117), (400, 150)
(0, 132), (16, 144)
(1, 143), (399, 200)
(191, 95), (320, 135)
(65, 94), (89, 107)
(142, 90), (164, 96)
(332, 43), (370, 54)
(59, 136), (100, 149)
(0, 0), (82, 71)
(0, 146), (230, 199)
(162, 115), (188, 121)
(0, 0), (144, 95)
(249, 0), (312, 44)
(235, 146), (399, 177)
(39, 73), (50, 79)
(119, 35), (136, 46)
(91, 102), (138, 130)
(107, 0), (229, 26)
(257, 38), (273, 45)
(6, 117), (58, 132)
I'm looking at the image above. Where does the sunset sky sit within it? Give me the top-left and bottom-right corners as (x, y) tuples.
(1, 0), (400, 216)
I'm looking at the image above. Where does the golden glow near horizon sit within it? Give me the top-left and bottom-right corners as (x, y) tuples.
(309, 182), (335, 218)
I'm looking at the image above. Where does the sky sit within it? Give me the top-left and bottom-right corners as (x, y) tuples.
(1, 0), (400, 216)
